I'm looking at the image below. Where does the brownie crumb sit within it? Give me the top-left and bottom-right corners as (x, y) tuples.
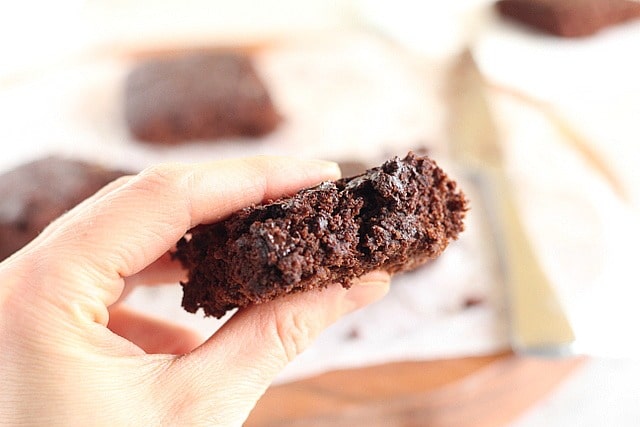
(175, 152), (468, 318)
(462, 296), (484, 309)
(345, 328), (361, 340)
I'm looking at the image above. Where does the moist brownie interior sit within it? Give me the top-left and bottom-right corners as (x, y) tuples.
(175, 152), (467, 318)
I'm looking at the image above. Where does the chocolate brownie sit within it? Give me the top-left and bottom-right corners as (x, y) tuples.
(496, 0), (640, 37)
(124, 52), (281, 144)
(175, 152), (467, 318)
(0, 157), (128, 261)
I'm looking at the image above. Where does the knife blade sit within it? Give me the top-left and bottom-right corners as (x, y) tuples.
(447, 49), (576, 356)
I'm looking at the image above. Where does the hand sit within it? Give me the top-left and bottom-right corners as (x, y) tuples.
(0, 157), (390, 426)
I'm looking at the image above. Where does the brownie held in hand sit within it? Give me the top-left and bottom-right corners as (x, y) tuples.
(124, 52), (281, 144)
(175, 152), (468, 318)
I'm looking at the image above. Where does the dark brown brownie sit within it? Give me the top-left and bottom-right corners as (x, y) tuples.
(175, 152), (467, 318)
(0, 157), (128, 261)
(124, 52), (281, 144)
(496, 0), (640, 37)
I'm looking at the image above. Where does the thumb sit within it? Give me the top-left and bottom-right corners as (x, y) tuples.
(158, 271), (390, 426)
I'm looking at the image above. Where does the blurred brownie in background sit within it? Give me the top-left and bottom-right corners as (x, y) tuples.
(124, 52), (281, 144)
(0, 157), (128, 261)
(496, 0), (640, 37)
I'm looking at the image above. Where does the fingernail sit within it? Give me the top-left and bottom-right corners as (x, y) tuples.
(345, 271), (391, 309)
(308, 159), (341, 177)
(354, 271), (391, 285)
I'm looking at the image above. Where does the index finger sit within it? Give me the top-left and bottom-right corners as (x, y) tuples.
(24, 156), (341, 324)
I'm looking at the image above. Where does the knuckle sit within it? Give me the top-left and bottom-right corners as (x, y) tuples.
(273, 308), (314, 363)
(130, 164), (196, 225)
(239, 157), (269, 186)
(108, 175), (135, 189)
(135, 163), (189, 194)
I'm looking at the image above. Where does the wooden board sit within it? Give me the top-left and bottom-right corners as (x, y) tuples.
(246, 352), (584, 427)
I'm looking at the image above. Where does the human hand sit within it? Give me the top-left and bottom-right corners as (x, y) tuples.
(0, 157), (390, 426)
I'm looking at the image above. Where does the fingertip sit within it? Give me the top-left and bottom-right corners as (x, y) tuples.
(264, 157), (341, 189)
(307, 159), (341, 179)
(344, 271), (391, 310)
(354, 270), (392, 285)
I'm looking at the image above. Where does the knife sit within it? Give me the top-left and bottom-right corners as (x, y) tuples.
(446, 49), (576, 356)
